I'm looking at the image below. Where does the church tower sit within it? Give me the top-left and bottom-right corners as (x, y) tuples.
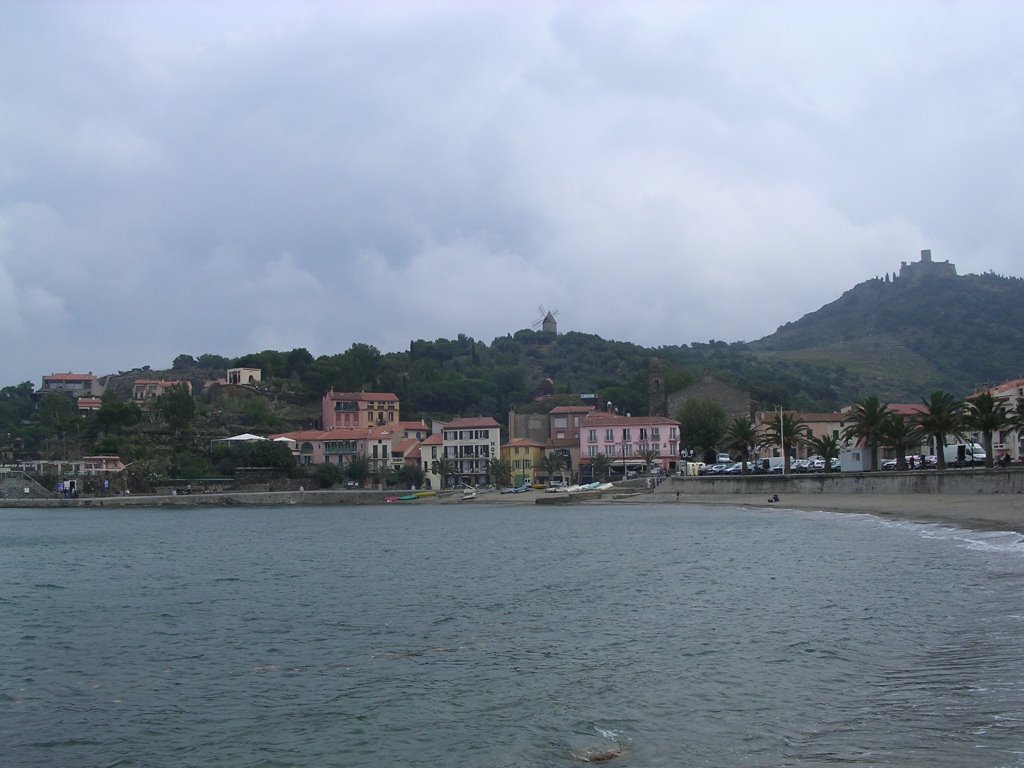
(648, 357), (667, 417)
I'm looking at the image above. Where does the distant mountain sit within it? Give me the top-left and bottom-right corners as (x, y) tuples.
(747, 264), (1024, 401)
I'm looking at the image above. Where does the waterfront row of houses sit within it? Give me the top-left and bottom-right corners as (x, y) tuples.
(30, 370), (1024, 486)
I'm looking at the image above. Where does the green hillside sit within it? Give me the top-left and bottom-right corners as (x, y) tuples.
(749, 270), (1024, 399)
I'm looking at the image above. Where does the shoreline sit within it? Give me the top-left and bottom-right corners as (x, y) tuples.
(664, 492), (1024, 535)
(3, 486), (1023, 535)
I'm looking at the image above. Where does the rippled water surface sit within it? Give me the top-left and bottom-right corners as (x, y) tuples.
(2, 503), (1024, 767)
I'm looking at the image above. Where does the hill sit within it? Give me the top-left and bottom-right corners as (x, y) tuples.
(747, 268), (1024, 401)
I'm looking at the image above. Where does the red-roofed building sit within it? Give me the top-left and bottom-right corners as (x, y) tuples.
(322, 391), (399, 429)
(579, 412), (680, 478)
(42, 372), (104, 398)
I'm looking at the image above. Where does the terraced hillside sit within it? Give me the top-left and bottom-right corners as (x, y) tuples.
(749, 270), (1024, 399)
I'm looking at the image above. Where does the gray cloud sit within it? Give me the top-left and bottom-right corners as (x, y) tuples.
(2, 0), (1022, 385)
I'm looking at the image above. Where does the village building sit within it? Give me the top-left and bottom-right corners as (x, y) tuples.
(501, 438), (545, 486)
(578, 411), (680, 480)
(321, 391), (399, 429)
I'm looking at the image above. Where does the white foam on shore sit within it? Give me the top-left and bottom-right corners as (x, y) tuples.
(817, 508), (1024, 558)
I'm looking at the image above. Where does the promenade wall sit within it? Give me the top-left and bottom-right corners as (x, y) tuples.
(657, 468), (1024, 496)
(0, 488), (451, 509)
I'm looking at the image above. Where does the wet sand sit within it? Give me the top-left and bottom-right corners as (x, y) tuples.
(664, 492), (1024, 534)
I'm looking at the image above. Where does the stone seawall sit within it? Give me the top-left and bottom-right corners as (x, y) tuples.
(657, 467), (1024, 495)
(0, 489), (449, 509)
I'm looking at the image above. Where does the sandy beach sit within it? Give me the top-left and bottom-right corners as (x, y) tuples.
(657, 492), (1024, 534)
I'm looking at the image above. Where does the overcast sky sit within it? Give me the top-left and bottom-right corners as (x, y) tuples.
(3, 1), (1022, 387)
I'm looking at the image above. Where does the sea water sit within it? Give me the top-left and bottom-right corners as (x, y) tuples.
(2, 503), (1023, 767)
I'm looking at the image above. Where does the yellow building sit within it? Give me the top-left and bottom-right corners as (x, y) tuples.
(501, 438), (546, 486)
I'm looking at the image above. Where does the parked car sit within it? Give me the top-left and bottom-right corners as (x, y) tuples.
(791, 459), (812, 473)
(702, 463), (731, 476)
(725, 461), (757, 474)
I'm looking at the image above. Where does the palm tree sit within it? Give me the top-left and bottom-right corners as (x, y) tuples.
(345, 453), (370, 488)
(761, 411), (809, 474)
(590, 453), (613, 481)
(880, 412), (925, 471)
(807, 433), (841, 472)
(486, 457), (512, 486)
(638, 448), (659, 476)
(432, 457), (457, 489)
(540, 451), (566, 485)
(724, 416), (759, 476)
(916, 390), (966, 470)
(841, 396), (890, 472)
(371, 461), (393, 491)
(964, 391), (1010, 468)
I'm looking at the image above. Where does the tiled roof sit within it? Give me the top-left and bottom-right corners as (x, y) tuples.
(503, 438), (545, 448)
(44, 372), (95, 381)
(324, 391), (399, 401)
(581, 413), (680, 427)
(444, 416), (501, 429)
(548, 405), (594, 414)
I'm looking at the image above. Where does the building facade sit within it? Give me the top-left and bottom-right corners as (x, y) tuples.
(321, 391), (400, 430)
(578, 412), (680, 478)
(441, 417), (502, 486)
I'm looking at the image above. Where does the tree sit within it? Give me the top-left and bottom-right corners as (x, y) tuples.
(396, 464), (425, 489)
(37, 392), (75, 432)
(346, 454), (371, 487)
(155, 383), (196, 433)
(486, 457), (512, 486)
(761, 412), (809, 474)
(540, 451), (565, 484)
(915, 390), (966, 470)
(964, 391), (1010, 468)
(807, 433), (841, 472)
(314, 462), (346, 489)
(638, 448), (659, 475)
(590, 453), (613, 481)
(880, 413), (924, 471)
(172, 354), (197, 370)
(371, 462), (394, 490)
(675, 399), (727, 460)
(432, 457), (457, 489)
(96, 393), (142, 434)
(841, 396), (890, 472)
(723, 417), (759, 476)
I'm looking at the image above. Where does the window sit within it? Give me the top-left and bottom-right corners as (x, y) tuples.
(556, 432), (565, 439)
(639, 428), (648, 440)
(588, 445), (597, 457)
(605, 429), (614, 442)
(588, 429), (597, 443)
(651, 428), (660, 440)
(554, 416), (567, 428)
(622, 428), (631, 441)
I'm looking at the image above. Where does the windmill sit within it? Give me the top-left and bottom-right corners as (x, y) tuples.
(532, 305), (559, 334)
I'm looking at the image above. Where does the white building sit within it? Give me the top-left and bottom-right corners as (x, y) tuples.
(441, 417), (502, 486)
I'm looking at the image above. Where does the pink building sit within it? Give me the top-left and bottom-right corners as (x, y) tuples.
(321, 391), (400, 429)
(579, 412), (680, 477)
